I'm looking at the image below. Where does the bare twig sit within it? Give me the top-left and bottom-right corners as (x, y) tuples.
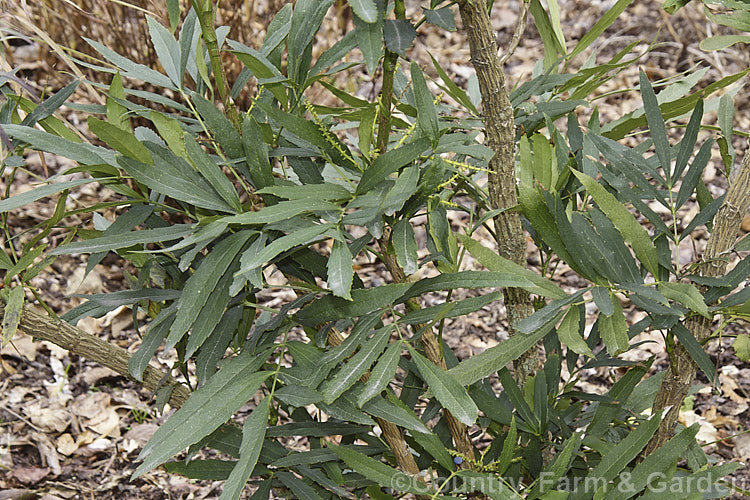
(0, 306), (190, 409)
(499, 0), (531, 66)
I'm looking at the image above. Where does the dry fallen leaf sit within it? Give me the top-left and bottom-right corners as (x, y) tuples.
(732, 432), (750, 461)
(122, 423), (158, 453)
(679, 409), (719, 444)
(32, 432), (61, 476)
(70, 392), (111, 420)
(56, 433), (78, 456)
(87, 407), (121, 438)
(11, 466), (49, 485)
(25, 402), (71, 433)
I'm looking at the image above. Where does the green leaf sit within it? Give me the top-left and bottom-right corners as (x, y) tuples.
(271, 445), (382, 468)
(129, 306), (175, 380)
(585, 412), (663, 486)
(718, 93), (736, 175)
(701, 34), (750, 51)
(184, 268), (237, 358)
(1, 286), (25, 347)
(353, 12), (383, 75)
(117, 156), (235, 213)
(531, 133), (555, 190)
(234, 223), (331, 275)
(458, 234), (566, 299)
(178, 10), (198, 81)
(616, 423), (699, 499)
(11, 95), (81, 143)
(411, 62), (440, 142)
(164, 459), (235, 480)
(196, 308), (240, 385)
(598, 299), (629, 356)
(21, 80), (79, 129)
(676, 139), (713, 209)
(639, 72), (671, 183)
(516, 291), (586, 336)
(274, 385), (323, 407)
(357, 341), (402, 407)
(3, 124), (115, 166)
(85, 37), (176, 90)
(674, 99), (703, 182)
(568, 0), (634, 60)
(288, 0), (335, 84)
(519, 185), (584, 276)
(362, 394), (430, 434)
(51, 224), (194, 255)
(260, 101), (355, 169)
(219, 397), (270, 500)
(383, 19), (416, 57)
(423, 7), (456, 31)
(149, 111), (187, 160)
(327, 237), (354, 300)
(296, 283), (410, 325)
(392, 219), (418, 276)
(357, 138), (430, 194)
(308, 30), (358, 80)
(591, 287), (614, 316)
(558, 305), (594, 357)
(256, 183), (351, 201)
(400, 293), (502, 325)
(438, 318), (548, 386)
(733, 334), (750, 362)
(545, 429), (584, 485)
(329, 445), (429, 495)
(587, 363), (649, 438)
(498, 368), (537, 428)
(166, 0), (179, 32)
(406, 345), (478, 426)
(0, 178), (101, 215)
(318, 396), (375, 425)
(134, 355), (271, 477)
(658, 281), (709, 318)
(106, 73), (130, 131)
(184, 136), (242, 212)
(672, 323), (716, 383)
(572, 170), (659, 277)
(529, 0), (565, 69)
(267, 421), (367, 438)
(87, 117), (152, 164)
(191, 93), (243, 158)
(496, 416), (518, 475)
(276, 471), (323, 499)
(230, 43), (289, 106)
(401, 271), (542, 302)
(165, 231), (253, 351)
(428, 52), (477, 115)
(147, 16), (181, 87)
(321, 330), (389, 403)
(383, 164), (419, 215)
(604, 69), (750, 140)
(704, 4), (750, 31)
(662, 0), (690, 14)
(350, 0), (377, 23)
(226, 200), (339, 226)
